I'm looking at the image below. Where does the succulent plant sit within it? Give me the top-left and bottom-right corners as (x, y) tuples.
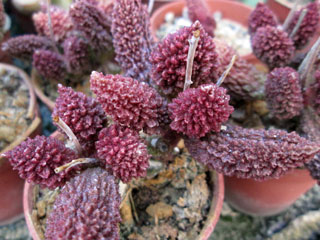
(2, 0), (112, 84)
(4, 0), (320, 238)
(185, 0), (216, 36)
(112, 0), (154, 83)
(251, 25), (295, 69)
(150, 21), (219, 97)
(169, 84), (233, 138)
(265, 67), (303, 120)
(2, 136), (78, 189)
(286, 2), (319, 49)
(248, 3), (278, 34)
(45, 168), (121, 240)
(52, 84), (106, 152)
(185, 124), (320, 180)
(33, 6), (74, 44)
(96, 125), (150, 182)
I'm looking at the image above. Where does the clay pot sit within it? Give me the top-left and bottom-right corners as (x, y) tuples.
(0, 63), (42, 225)
(142, 0), (180, 13)
(224, 168), (316, 216)
(150, 0), (255, 61)
(266, 0), (291, 23)
(23, 168), (224, 240)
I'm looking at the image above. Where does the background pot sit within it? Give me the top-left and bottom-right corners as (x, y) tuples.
(24, 167), (224, 240)
(266, 0), (291, 23)
(0, 14), (12, 63)
(224, 169), (316, 216)
(150, 0), (255, 61)
(0, 63), (42, 225)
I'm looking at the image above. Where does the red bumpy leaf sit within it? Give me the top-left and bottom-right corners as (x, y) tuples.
(169, 84), (233, 138)
(45, 168), (121, 240)
(248, 3), (278, 34)
(185, 124), (320, 180)
(96, 125), (150, 183)
(2, 136), (78, 189)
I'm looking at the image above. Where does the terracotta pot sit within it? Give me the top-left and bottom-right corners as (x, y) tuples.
(0, 63), (42, 225)
(24, 168), (224, 240)
(266, 0), (291, 23)
(224, 168), (316, 216)
(142, 0), (180, 13)
(150, 0), (255, 61)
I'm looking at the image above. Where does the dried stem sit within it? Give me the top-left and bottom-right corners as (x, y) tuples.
(298, 37), (320, 89)
(46, 0), (59, 53)
(183, 29), (200, 91)
(283, 0), (301, 31)
(148, 0), (155, 14)
(54, 158), (98, 173)
(52, 116), (83, 154)
(289, 9), (307, 39)
(216, 55), (237, 86)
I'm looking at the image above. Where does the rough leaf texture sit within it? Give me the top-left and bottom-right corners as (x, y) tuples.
(90, 72), (164, 133)
(265, 67), (303, 120)
(33, 6), (74, 43)
(96, 125), (150, 182)
(52, 84), (106, 152)
(2, 35), (53, 60)
(3, 136), (78, 189)
(150, 21), (219, 97)
(112, 0), (154, 83)
(185, 124), (320, 180)
(185, 0), (216, 36)
(305, 154), (320, 185)
(248, 3), (278, 34)
(214, 39), (265, 100)
(45, 168), (121, 240)
(63, 36), (92, 74)
(169, 84), (233, 138)
(251, 26), (295, 69)
(287, 2), (319, 49)
(69, 0), (111, 51)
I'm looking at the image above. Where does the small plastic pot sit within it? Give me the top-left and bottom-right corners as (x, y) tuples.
(224, 169), (316, 216)
(24, 164), (224, 240)
(0, 63), (42, 225)
(150, 0), (255, 61)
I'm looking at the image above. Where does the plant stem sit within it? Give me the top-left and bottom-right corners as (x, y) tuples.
(183, 29), (200, 91)
(148, 0), (155, 14)
(52, 116), (83, 154)
(289, 9), (307, 39)
(216, 55), (237, 86)
(298, 37), (320, 89)
(54, 158), (98, 173)
(283, 0), (301, 31)
(46, 0), (59, 53)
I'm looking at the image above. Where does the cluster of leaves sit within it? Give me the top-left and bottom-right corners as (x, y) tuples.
(249, 2), (319, 69)
(2, 0), (112, 82)
(2, 0), (320, 239)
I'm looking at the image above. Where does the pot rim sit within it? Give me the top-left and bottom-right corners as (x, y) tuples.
(0, 63), (41, 156)
(23, 167), (224, 239)
(150, 0), (254, 62)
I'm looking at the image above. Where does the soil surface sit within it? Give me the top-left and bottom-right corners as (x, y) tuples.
(0, 67), (31, 151)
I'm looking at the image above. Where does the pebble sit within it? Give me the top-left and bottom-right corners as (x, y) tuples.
(156, 8), (252, 56)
